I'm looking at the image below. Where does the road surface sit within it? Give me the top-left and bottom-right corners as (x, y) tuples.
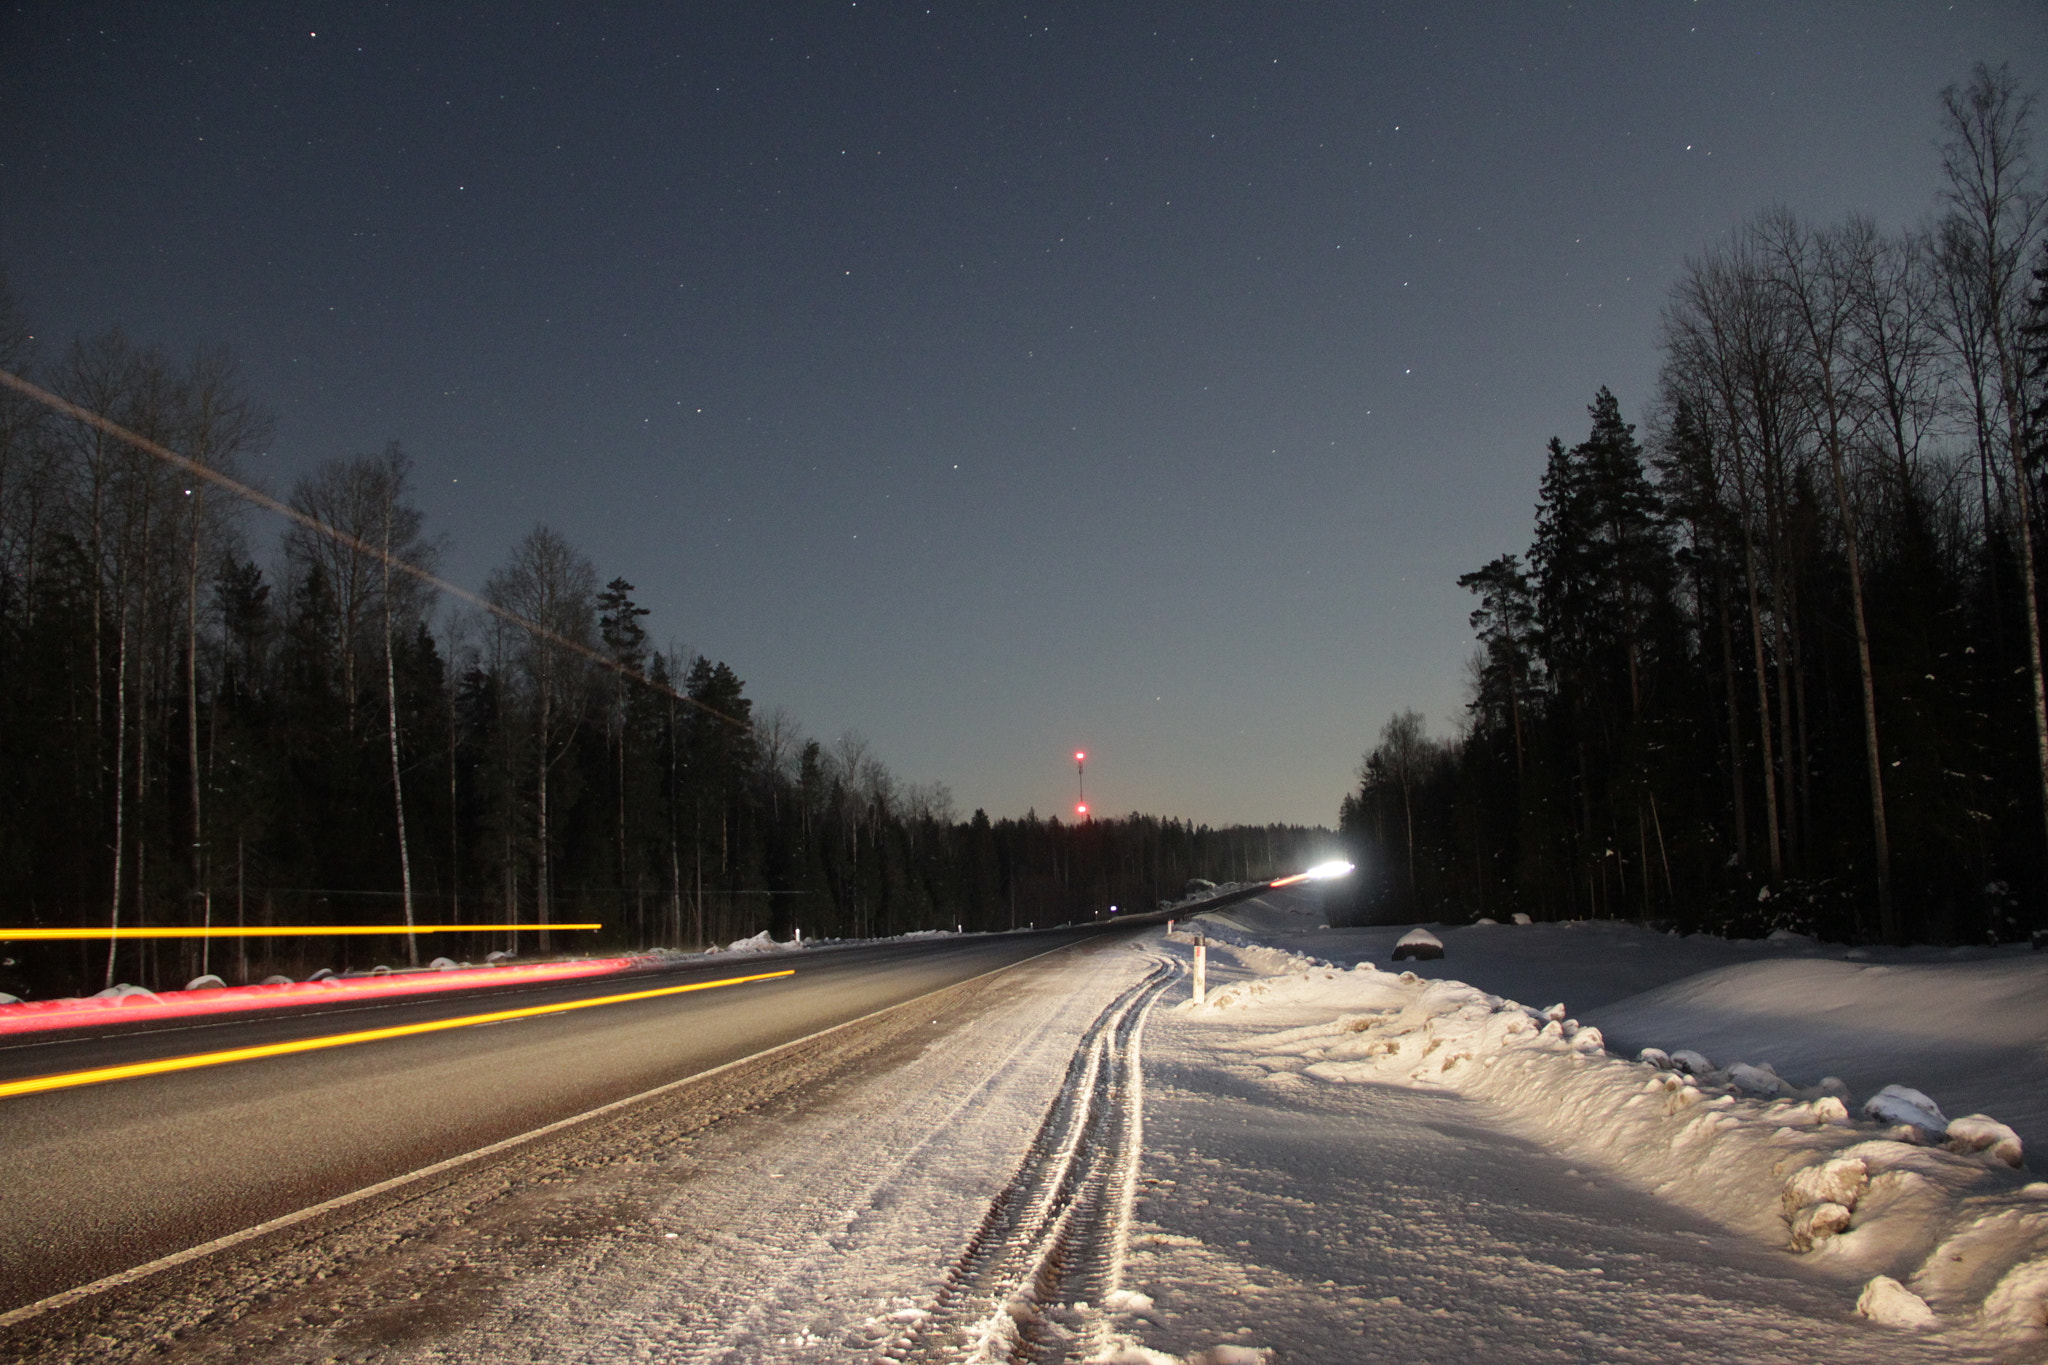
(0, 927), (1125, 1319)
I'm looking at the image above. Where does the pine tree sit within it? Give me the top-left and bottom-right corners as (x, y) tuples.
(597, 577), (650, 929)
(1457, 554), (1539, 777)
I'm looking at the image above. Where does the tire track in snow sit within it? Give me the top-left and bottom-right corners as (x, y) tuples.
(635, 950), (1152, 1365)
(897, 956), (1175, 1364)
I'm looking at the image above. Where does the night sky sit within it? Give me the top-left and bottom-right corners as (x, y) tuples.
(2, 3), (2041, 827)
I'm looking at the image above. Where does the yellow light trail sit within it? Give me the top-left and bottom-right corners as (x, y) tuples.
(0, 968), (795, 1099)
(0, 924), (600, 940)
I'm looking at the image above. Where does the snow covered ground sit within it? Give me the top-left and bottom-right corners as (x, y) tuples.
(1192, 898), (2048, 1173)
(1118, 892), (2048, 1361)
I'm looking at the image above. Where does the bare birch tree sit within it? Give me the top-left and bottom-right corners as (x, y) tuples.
(486, 525), (597, 952)
(1938, 63), (2048, 875)
(284, 447), (434, 954)
(1761, 210), (1898, 937)
(171, 350), (268, 972)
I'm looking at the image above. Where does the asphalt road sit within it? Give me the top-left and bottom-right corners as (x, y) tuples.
(0, 927), (1123, 1315)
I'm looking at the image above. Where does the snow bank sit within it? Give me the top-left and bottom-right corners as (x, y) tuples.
(1195, 908), (2048, 1169)
(1183, 939), (2048, 1352)
(1224, 911), (2039, 1010)
(1589, 954), (2048, 1171)
(0, 957), (640, 1036)
(720, 930), (788, 955)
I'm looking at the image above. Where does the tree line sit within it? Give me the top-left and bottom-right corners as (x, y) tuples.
(0, 307), (1328, 1000)
(1339, 64), (2048, 944)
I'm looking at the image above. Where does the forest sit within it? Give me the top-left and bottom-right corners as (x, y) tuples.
(0, 310), (1326, 1002)
(1339, 66), (2048, 945)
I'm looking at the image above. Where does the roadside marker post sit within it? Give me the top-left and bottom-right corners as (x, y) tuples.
(1192, 939), (1206, 1005)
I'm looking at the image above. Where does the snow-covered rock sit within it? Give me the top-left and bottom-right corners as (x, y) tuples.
(1723, 1061), (1784, 1098)
(1390, 927), (1443, 961)
(1862, 1084), (1948, 1137)
(183, 974), (226, 991)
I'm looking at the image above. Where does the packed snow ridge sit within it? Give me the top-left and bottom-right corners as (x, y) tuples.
(1176, 917), (2048, 1353)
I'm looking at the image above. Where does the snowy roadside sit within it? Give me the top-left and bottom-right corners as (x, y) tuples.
(1190, 903), (2048, 1167)
(1105, 906), (2048, 1361)
(0, 926), (961, 1036)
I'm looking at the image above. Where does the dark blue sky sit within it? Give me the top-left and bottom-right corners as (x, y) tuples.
(3, 2), (2041, 826)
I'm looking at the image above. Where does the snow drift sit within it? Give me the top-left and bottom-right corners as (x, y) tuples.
(1181, 933), (2048, 1353)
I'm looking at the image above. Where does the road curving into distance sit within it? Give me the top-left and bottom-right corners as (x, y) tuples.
(0, 926), (1130, 1317)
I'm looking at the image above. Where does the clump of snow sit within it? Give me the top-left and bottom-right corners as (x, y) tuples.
(1784, 1154), (1868, 1213)
(1390, 927), (1444, 961)
(1944, 1114), (2024, 1168)
(1788, 1200), (1854, 1252)
(429, 956), (459, 971)
(1783, 1156), (1867, 1251)
(1857, 1274), (1937, 1329)
(182, 974), (226, 992)
(1188, 1348), (1272, 1364)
